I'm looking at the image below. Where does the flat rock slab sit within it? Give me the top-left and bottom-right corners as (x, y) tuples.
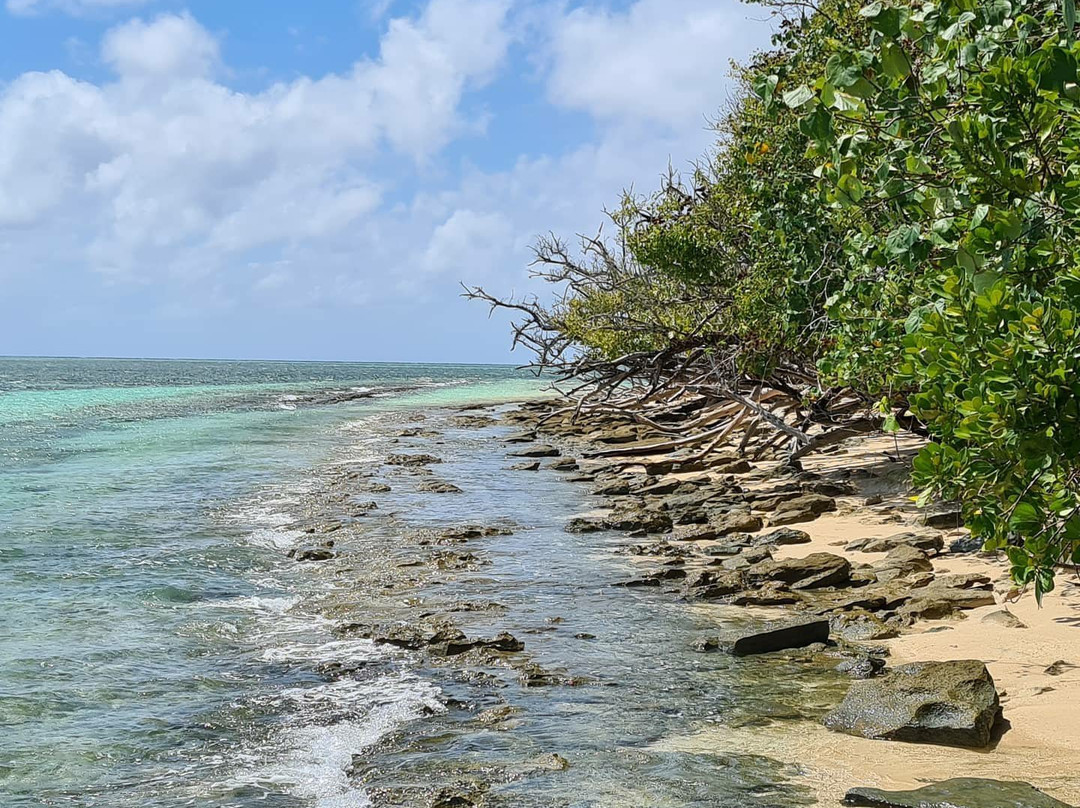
(728, 617), (830, 656)
(843, 778), (1074, 808)
(824, 660), (1001, 748)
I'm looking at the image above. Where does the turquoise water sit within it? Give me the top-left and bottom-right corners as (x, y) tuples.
(0, 358), (544, 807)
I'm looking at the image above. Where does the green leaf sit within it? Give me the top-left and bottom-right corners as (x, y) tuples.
(1066, 0), (1077, 44)
(880, 41), (911, 80)
(885, 224), (920, 255)
(782, 85), (815, 109)
(1009, 501), (1041, 533)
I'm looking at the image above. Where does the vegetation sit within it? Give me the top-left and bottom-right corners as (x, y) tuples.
(467, 0), (1080, 599)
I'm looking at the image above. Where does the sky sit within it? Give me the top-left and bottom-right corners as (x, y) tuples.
(0, 0), (775, 362)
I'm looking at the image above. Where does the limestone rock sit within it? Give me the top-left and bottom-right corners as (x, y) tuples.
(824, 660), (1002, 748)
(748, 552), (852, 590)
(843, 778), (1073, 808)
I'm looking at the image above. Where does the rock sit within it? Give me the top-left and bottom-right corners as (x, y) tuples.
(981, 610), (1028, 629)
(687, 569), (745, 598)
(593, 480), (632, 496)
(830, 610), (899, 642)
(756, 527), (812, 546)
(721, 546), (773, 571)
(547, 458), (579, 471)
(949, 535), (985, 554)
(748, 552), (852, 590)
(730, 583), (801, 606)
(769, 494), (837, 526)
(1045, 660), (1075, 676)
(504, 430), (537, 443)
(872, 544), (934, 582)
(824, 660), (1002, 748)
(510, 461), (541, 471)
(386, 453), (442, 467)
(849, 531), (945, 555)
(842, 778), (1074, 808)
(804, 480), (857, 497)
(450, 415), (498, 428)
(837, 657), (887, 679)
(565, 517), (606, 534)
(898, 579), (996, 620)
(727, 617), (831, 656)
(714, 458), (753, 475)
(923, 504), (963, 529)
(418, 479), (464, 494)
(508, 444), (560, 458)
(294, 547), (335, 562)
(603, 509), (673, 534)
(710, 511), (764, 537)
(641, 456), (711, 475)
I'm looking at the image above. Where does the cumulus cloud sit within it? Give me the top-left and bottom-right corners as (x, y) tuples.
(0, 0), (774, 359)
(0, 0), (510, 279)
(546, 0), (764, 124)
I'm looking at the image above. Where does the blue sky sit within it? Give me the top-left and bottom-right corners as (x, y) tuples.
(0, 0), (774, 362)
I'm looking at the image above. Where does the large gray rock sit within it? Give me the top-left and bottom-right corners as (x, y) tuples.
(748, 552), (851, 590)
(508, 444), (561, 458)
(872, 544), (934, 583)
(710, 510), (763, 537)
(727, 617), (830, 656)
(897, 577), (996, 620)
(843, 778), (1073, 808)
(824, 660), (1002, 748)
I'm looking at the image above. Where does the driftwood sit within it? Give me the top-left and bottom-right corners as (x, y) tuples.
(463, 225), (893, 462)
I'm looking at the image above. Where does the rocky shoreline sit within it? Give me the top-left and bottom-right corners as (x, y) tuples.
(276, 398), (1080, 807)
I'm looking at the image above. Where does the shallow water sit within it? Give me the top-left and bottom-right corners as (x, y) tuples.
(0, 358), (825, 807)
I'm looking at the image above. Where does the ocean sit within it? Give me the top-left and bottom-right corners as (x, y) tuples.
(0, 357), (820, 808)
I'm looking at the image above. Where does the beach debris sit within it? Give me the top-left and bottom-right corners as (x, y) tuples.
(824, 660), (1002, 748)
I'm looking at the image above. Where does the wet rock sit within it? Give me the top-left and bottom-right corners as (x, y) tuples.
(727, 617), (831, 656)
(603, 508), (673, 534)
(923, 503), (963, 529)
(982, 610), (1027, 629)
(830, 610), (899, 642)
(824, 660), (1002, 748)
(510, 461), (541, 471)
(686, 569), (744, 599)
(769, 493), (837, 526)
(450, 415), (498, 428)
(547, 458), (579, 471)
(842, 778), (1073, 808)
(504, 430), (537, 443)
(837, 657), (887, 679)
(360, 482), (392, 493)
(293, 547), (335, 562)
(565, 516), (606, 534)
(848, 531), (945, 555)
(593, 480), (632, 496)
(418, 479), (464, 494)
(387, 453), (442, 467)
(509, 444), (560, 458)
(730, 583), (801, 606)
(748, 552), (851, 590)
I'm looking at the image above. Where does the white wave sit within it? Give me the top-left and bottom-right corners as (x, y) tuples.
(230, 673), (444, 808)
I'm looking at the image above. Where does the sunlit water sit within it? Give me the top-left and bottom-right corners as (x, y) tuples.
(0, 358), (827, 807)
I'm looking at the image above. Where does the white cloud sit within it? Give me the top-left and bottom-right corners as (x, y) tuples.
(0, 0), (510, 278)
(546, 0), (762, 124)
(0, 0), (775, 359)
(102, 12), (219, 78)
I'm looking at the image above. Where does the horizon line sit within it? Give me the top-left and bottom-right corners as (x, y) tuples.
(0, 354), (521, 367)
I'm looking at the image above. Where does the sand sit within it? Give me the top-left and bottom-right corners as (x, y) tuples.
(660, 434), (1080, 804)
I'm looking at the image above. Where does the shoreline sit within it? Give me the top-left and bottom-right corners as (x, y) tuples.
(268, 395), (1080, 806)
(494, 400), (1080, 805)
